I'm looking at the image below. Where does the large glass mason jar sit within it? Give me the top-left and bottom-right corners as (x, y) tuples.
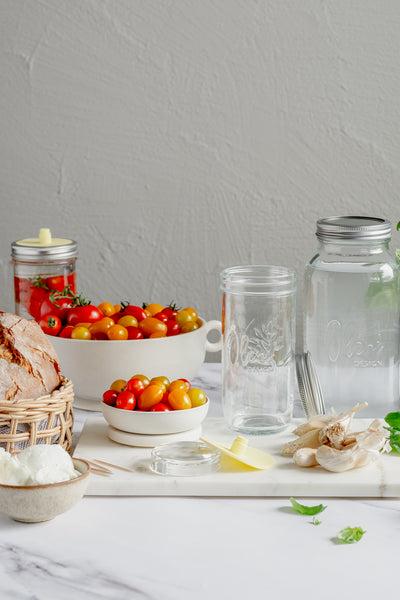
(304, 216), (400, 417)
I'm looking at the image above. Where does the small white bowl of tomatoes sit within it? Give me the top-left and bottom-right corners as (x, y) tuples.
(41, 296), (221, 409)
(101, 375), (209, 435)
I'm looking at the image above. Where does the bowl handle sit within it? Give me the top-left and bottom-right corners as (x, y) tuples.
(205, 320), (222, 353)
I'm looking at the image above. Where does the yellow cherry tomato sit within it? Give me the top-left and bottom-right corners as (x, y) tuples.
(139, 317), (167, 337)
(188, 388), (207, 407)
(148, 380), (167, 394)
(110, 379), (127, 392)
(144, 303), (164, 316)
(151, 376), (170, 389)
(131, 374), (150, 386)
(180, 321), (200, 333)
(137, 384), (164, 410)
(71, 326), (91, 340)
(168, 389), (192, 410)
(107, 324), (128, 340)
(89, 317), (115, 336)
(149, 331), (167, 338)
(169, 379), (190, 392)
(175, 310), (194, 326)
(182, 307), (198, 320)
(118, 315), (138, 328)
(97, 302), (116, 317)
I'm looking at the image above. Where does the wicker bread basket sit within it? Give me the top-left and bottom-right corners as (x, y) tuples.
(0, 376), (74, 454)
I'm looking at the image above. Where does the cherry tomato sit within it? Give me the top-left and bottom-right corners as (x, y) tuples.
(188, 388), (207, 407)
(39, 314), (62, 336)
(39, 290), (74, 322)
(153, 312), (169, 324)
(144, 303), (164, 316)
(131, 374), (150, 386)
(126, 326), (144, 340)
(29, 282), (50, 320)
(180, 321), (200, 333)
(110, 379), (127, 392)
(182, 307), (198, 320)
(137, 385), (164, 410)
(116, 390), (136, 410)
(175, 309), (195, 327)
(163, 304), (179, 319)
(45, 276), (68, 292)
(67, 305), (103, 326)
(150, 376), (170, 389)
(71, 326), (91, 340)
(150, 403), (171, 412)
(139, 317), (167, 337)
(92, 332), (107, 340)
(67, 273), (77, 292)
(120, 305), (147, 322)
(148, 380), (167, 394)
(168, 389), (192, 410)
(58, 325), (74, 338)
(169, 379), (190, 392)
(125, 377), (146, 396)
(107, 324), (128, 340)
(149, 331), (167, 338)
(103, 389), (118, 406)
(89, 317), (115, 337)
(166, 320), (180, 336)
(118, 315), (138, 328)
(97, 302), (116, 317)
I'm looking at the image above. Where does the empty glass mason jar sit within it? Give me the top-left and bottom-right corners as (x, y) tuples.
(304, 216), (400, 417)
(220, 265), (296, 434)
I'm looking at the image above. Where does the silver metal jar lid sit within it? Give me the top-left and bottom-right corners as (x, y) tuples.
(316, 216), (392, 242)
(11, 228), (78, 261)
(295, 352), (325, 418)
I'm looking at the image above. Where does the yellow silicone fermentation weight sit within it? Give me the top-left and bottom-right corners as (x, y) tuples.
(200, 435), (275, 470)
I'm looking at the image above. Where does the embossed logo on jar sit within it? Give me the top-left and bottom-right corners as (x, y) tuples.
(226, 318), (288, 370)
(327, 319), (385, 366)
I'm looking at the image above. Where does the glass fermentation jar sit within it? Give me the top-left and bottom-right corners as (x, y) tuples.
(11, 228), (78, 321)
(304, 216), (400, 417)
(220, 265), (296, 434)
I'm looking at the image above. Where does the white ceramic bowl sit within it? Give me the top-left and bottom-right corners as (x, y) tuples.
(0, 458), (90, 523)
(49, 319), (221, 409)
(101, 398), (209, 434)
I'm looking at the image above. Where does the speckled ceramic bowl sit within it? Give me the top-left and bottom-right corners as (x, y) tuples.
(0, 458), (90, 523)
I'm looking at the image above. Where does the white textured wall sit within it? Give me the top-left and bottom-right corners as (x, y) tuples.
(1, 0), (400, 355)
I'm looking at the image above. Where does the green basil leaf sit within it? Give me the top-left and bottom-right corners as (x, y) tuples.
(336, 526), (366, 544)
(290, 497), (327, 515)
(385, 412), (400, 429)
(312, 516), (322, 526)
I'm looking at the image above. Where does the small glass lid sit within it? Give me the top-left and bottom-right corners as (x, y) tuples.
(150, 441), (220, 477)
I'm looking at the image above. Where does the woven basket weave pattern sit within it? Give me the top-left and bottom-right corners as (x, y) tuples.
(0, 377), (74, 454)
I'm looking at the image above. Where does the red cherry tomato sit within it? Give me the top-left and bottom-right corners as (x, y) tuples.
(39, 290), (74, 322)
(126, 326), (144, 340)
(153, 312), (169, 324)
(39, 314), (62, 336)
(67, 305), (103, 326)
(166, 320), (180, 336)
(150, 402), (171, 412)
(120, 304), (147, 322)
(125, 377), (146, 396)
(103, 389), (118, 406)
(58, 325), (74, 338)
(115, 391), (136, 410)
(45, 276), (70, 292)
(163, 307), (179, 319)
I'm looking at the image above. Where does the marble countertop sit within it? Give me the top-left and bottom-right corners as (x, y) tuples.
(1, 363), (398, 599)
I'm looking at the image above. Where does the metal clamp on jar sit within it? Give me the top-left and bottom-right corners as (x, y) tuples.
(11, 228), (78, 321)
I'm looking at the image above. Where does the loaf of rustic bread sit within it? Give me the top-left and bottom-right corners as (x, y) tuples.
(0, 313), (61, 402)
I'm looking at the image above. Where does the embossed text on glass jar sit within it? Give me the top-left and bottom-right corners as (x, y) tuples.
(220, 265), (296, 434)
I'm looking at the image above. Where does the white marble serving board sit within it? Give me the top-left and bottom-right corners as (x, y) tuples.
(74, 417), (400, 497)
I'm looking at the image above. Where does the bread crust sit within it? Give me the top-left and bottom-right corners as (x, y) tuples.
(0, 313), (61, 402)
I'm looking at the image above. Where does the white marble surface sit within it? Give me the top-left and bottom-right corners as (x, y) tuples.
(1, 363), (399, 600)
